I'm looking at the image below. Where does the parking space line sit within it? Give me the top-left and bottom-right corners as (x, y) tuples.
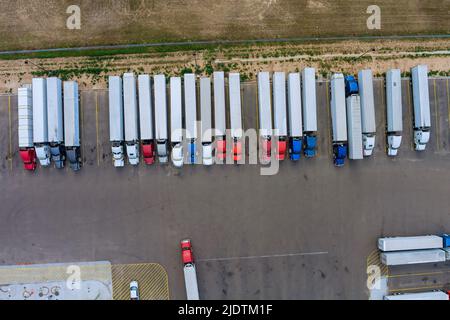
(433, 80), (440, 151)
(95, 92), (100, 167)
(387, 270), (450, 279)
(8, 96), (12, 172)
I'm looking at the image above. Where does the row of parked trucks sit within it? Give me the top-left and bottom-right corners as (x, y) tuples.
(330, 65), (431, 166)
(18, 78), (81, 171)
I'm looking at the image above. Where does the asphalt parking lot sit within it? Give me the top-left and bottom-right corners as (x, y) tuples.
(0, 78), (449, 300)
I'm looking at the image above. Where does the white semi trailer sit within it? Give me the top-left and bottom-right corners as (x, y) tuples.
(63, 81), (81, 171)
(184, 74), (198, 164)
(213, 72), (227, 160)
(381, 249), (446, 266)
(287, 73), (303, 161)
(384, 291), (449, 300)
(411, 65), (431, 151)
(330, 74), (348, 167)
(32, 78), (51, 167)
(200, 77), (213, 166)
(170, 77), (184, 168)
(302, 68), (318, 158)
(18, 85), (37, 171)
(273, 72), (288, 161)
(123, 73), (140, 166)
(358, 70), (376, 156)
(258, 72), (273, 162)
(229, 73), (243, 162)
(47, 77), (66, 169)
(386, 69), (403, 156)
(154, 75), (169, 163)
(378, 235), (443, 252)
(109, 76), (125, 167)
(138, 75), (155, 165)
(346, 95), (364, 160)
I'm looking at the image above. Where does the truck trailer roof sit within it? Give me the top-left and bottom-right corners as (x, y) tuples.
(229, 73), (242, 139)
(123, 73), (139, 142)
(358, 69), (376, 134)
(302, 68), (317, 133)
(63, 81), (80, 148)
(184, 74), (198, 140)
(213, 72), (227, 137)
(18, 86), (33, 148)
(138, 75), (154, 141)
(384, 291), (449, 300)
(154, 75), (168, 141)
(378, 235), (443, 252)
(108, 76), (124, 142)
(411, 65), (431, 129)
(346, 95), (363, 160)
(287, 73), (303, 138)
(170, 77), (183, 143)
(46, 77), (64, 144)
(330, 74), (348, 142)
(257, 72), (273, 137)
(381, 249), (445, 266)
(273, 72), (288, 137)
(386, 69), (403, 133)
(200, 77), (212, 143)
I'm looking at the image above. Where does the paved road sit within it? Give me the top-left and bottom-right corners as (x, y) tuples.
(0, 78), (449, 299)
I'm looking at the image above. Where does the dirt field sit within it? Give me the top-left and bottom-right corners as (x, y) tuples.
(0, 0), (449, 51)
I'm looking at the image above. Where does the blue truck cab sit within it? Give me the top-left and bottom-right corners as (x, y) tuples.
(289, 138), (303, 161)
(442, 234), (450, 248)
(333, 144), (347, 167)
(189, 142), (196, 164)
(345, 75), (359, 97)
(303, 135), (317, 158)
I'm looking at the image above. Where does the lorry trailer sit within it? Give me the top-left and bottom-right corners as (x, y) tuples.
(213, 72), (227, 161)
(346, 95), (364, 160)
(386, 69), (403, 156)
(46, 77), (66, 169)
(287, 73), (303, 161)
(109, 76), (125, 167)
(170, 77), (184, 168)
(358, 70), (376, 157)
(381, 249), (446, 266)
(181, 240), (200, 300)
(18, 86), (37, 171)
(378, 235), (444, 252)
(273, 72), (288, 161)
(411, 65), (431, 151)
(258, 72), (273, 162)
(138, 75), (155, 165)
(184, 74), (198, 164)
(330, 74), (348, 167)
(32, 78), (51, 167)
(301, 68), (318, 158)
(200, 77), (213, 166)
(229, 73), (243, 162)
(63, 81), (81, 171)
(123, 73), (140, 166)
(154, 75), (169, 163)
(384, 291), (449, 300)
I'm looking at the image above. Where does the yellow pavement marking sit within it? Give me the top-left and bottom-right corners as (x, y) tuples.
(388, 284), (444, 294)
(433, 80), (440, 151)
(8, 96), (12, 171)
(387, 270), (450, 279)
(95, 92), (100, 167)
(325, 81), (331, 158)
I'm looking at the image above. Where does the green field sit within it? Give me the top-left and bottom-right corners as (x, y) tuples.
(0, 0), (449, 51)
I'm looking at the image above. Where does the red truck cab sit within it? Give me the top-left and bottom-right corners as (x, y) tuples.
(233, 140), (242, 162)
(181, 239), (194, 265)
(142, 143), (155, 165)
(261, 139), (272, 162)
(216, 139), (226, 161)
(20, 149), (37, 171)
(277, 140), (287, 161)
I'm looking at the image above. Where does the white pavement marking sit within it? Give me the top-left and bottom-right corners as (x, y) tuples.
(197, 251), (329, 262)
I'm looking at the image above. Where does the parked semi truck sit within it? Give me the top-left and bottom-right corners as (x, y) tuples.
(47, 77), (66, 169)
(138, 75), (155, 165)
(229, 73), (243, 162)
(411, 65), (431, 151)
(170, 77), (184, 168)
(32, 78), (51, 167)
(386, 69), (403, 156)
(181, 239), (200, 300)
(213, 72), (227, 161)
(378, 235), (444, 252)
(109, 76), (125, 167)
(154, 75), (169, 163)
(381, 249), (446, 266)
(358, 70), (376, 156)
(185, 74), (198, 164)
(123, 73), (140, 166)
(287, 73), (303, 161)
(346, 94), (364, 160)
(18, 86), (37, 171)
(302, 68), (318, 158)
(384, 291), (449, 300)
(273, 72), (288, 161)
(258, 72), (273, 162)
(200, 77), (213, 166)
(330, 74), (348, 167)
(63, 81), (81, 171)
